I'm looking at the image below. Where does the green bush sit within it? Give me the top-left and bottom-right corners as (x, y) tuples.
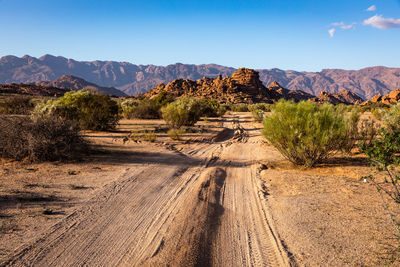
(330, 105), (380, 154)
(371, 107), (386, 120)
(360, 102), (389, 113)
(248, 103), (271, 112)
(198, 99), (227, 117)
(161, 97), (226, 129)
(123, 130), (157, 143)
(334, 103), (357, 113)
(121, 98), (160, 119)
(120, 99), (138, 118)
(230, 104), (249, 112)
(121, 92), (173, 119)
(167, 128), (185, 140)
(382, 103), (400, 132)
(357, 119), (379, 149)
(339, 108), (361, 154)
(359, 129), (400, 263)
(143, 131), (157, 142)
(0, 116), (86, 162)
(34, 90), (119, 131)
(252, 109), (265, 122)
(262, 100), (350, 167)
(0, 95), (35, 114)
(162, 97), (204, 128)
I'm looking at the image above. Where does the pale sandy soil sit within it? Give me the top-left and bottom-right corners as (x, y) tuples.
(0, 113), (397, 266)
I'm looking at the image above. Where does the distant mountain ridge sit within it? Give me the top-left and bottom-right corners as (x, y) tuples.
(1, 54), (400, 98)
(0, 83), (69, 97)
(36, 75), (127, 96)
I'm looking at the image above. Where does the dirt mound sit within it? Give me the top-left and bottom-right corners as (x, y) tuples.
(143, 68), (313, 104)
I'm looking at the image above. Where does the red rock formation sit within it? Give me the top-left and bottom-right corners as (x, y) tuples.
(143, 69), (314, 104)
(311, 90), (364, 105)
(364, 89), (400, 105)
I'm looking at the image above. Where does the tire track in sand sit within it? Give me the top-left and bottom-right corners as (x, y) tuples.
(7, 114), (293, 267)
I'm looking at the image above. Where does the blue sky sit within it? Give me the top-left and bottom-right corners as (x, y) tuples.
(0, 0), (399, 71)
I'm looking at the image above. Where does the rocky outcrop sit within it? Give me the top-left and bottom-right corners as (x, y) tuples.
(364, 89), (400, 105)
(388, 89), (400, 102)
(266, 81), (314, 101)
(36, 75), (127, 96)
(1, 55), (400, 98)
(311, 90), (364, 105)
(143, 69), (314, 104)
(0, 83), (69, 96)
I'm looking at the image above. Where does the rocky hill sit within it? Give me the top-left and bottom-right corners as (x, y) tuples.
(0, 83), (69, 96)
(143, 68), (315, 104)
(311, 90), (364, 105)
(36, 75), (127, 96)
(363, 89), (400, 105)
(143, 68), (365, 105)
(266, 81), (315, 102)
(1, 55), (399, 98)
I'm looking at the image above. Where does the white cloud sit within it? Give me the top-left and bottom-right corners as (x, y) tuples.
(328, 28), (336, 37)
(332, 22), (355, 29)
(366, 5), (376, 11)
(363, 15), (400, 29)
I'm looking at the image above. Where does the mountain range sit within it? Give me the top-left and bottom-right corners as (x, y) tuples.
(1, 54), (400, 99)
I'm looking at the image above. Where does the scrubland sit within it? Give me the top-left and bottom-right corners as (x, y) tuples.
(1, 91), (400, 266)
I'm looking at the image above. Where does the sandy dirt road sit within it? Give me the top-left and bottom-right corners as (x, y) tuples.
(6, 114), (292, 266)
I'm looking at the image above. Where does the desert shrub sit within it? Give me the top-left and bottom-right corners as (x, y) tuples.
(262, 100), (350, 167)
(123, 130), (142, 143)
(331, 106), (380, 154)
(143, 131), (157, 142)
(371, 107), (388, 120)
(162, 97), (204, 128)
(0, 116), (86, 162)
(120, 99), (138, 118)
(121, 92), (173, 119)
(199, 99), (227, 117)
(339, 108), (361, 154)
(122, 98), (160, 119)
(167, 128), (185, 140)
(152, 92), (174, 107)
(230, 104), (249, 112)
(360, 129), (400, 262)
(123, 130), (157, 143)
(34, 90), (119, 131)
(252, 109), (265, 122)
(0, 95), (35, 114)
(357, 119), (379, 149)
(360, 102), (389, 113)
(382, 103), (400, 132)
(248, 103), (271, 112)
(334, 103), (358, 113)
